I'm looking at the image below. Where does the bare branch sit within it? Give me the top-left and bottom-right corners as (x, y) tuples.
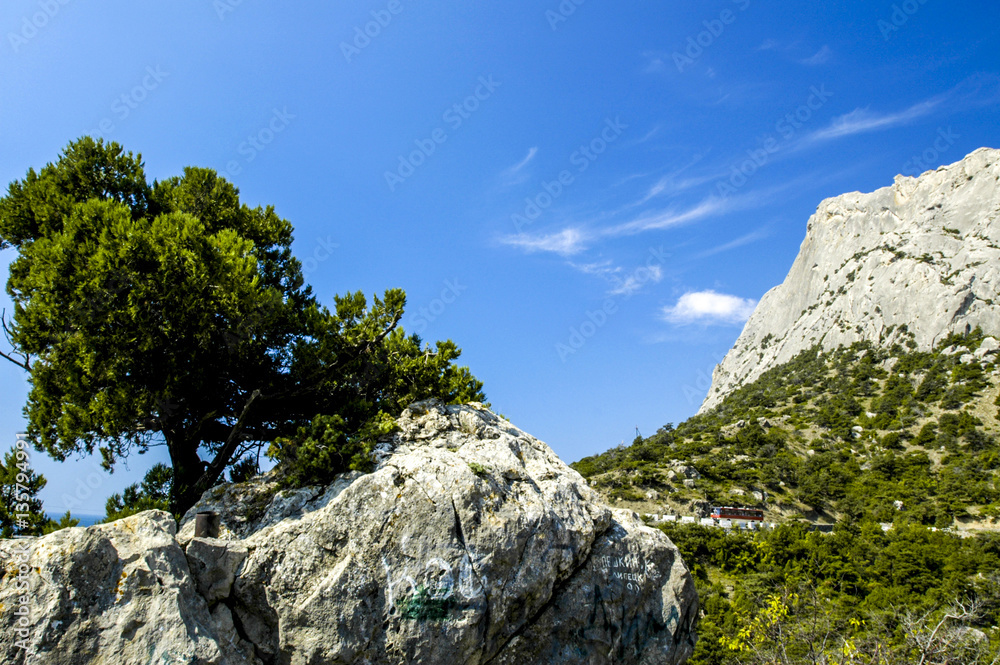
(192, 389), (261, 497)
(0, 310), (30, 370)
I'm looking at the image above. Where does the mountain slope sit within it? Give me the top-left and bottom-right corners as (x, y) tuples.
(702, 147), (1000, 412)
(575, 332), (1000, 528)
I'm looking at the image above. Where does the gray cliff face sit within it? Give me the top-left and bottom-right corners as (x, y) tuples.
(0, 401), (697, 665)
(701, 147), (1000, 412)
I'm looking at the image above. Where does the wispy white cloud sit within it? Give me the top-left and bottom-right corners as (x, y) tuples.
(568, 259), (619, 277)
(634, 171), (719, 205)
(642, 51), (671, 74)
(501, 227), (587, 256)
(757, 39), (780, 51)
(567, 257), (663, 297)
(802, 99), (940, 145)
(801, 45), (832, 66)
(644, 57), (666, 74)
(695, 227), (770, 259)
(606, 197), (730, 237)
(501, 197), (724, 256)
(499, 147), (539, 186)
(626, 152), (713, 206)
(510, 147), (538, 173)
(608, 264), (663, 296)
(623, 125), (662, 148)
(800, 77), (999, 150)
(502, 186), (778, 257)
(662, 290), (757, 325)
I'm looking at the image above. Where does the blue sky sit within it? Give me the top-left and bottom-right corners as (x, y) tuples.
(1, 1), (998, 515)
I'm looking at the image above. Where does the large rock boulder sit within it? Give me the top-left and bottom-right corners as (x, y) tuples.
(0, 401), (698, 664)
(701, 147), (1000, 412)
(0, 511), (229, 665)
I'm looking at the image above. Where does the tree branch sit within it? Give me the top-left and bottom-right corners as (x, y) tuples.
(191, 389), (261, 498)
(0, 310), (30, 371)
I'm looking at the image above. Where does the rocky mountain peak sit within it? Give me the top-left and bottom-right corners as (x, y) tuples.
(701, 147), (1000, 412)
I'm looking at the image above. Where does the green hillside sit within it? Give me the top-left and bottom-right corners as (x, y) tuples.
(573, 328), (1000, 663)
(574, 327), (1000, 529)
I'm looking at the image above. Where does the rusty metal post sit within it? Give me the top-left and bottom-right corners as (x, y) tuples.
(194, 511), (220, 538)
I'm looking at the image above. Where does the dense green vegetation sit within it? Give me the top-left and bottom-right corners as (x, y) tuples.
(662, 520), (1000, 664)
(103, 462), (172, 522)
(574, 327), (1000, 663)
(574, 328), (1000, 527)
(0, 444), (79, 537)
(0, 138), (484, 515)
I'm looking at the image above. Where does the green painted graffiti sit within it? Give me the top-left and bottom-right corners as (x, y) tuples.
(398, 585), (456, 621)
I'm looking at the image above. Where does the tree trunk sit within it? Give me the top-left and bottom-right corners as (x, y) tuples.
(166, 390), (262, 516)
(166, 433), (206, 517)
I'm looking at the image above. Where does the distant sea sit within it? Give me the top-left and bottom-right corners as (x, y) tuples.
(48, 513), (104, 527)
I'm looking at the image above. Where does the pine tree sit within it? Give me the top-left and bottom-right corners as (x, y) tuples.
(0, 444), (50, 537)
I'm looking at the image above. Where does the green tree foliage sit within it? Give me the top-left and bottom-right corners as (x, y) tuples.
(574, 331), (1000, 527)
(575, 330), (1000, 663)
(228, 455), (259, 483)
(663, 521), (1000, 664)
(104, 462), (172, 522)
(0, 138), (484, 515)
(0, 444), (50, 537)
(42, 511), (80, 534)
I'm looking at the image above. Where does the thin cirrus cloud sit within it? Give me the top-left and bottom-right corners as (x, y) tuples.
(608, 264), (663, 296)
(801, 45), (832, 66)
(500, 165), (824, 261)
(567, 258), (664, 296)
(502, 227), (587, 256)
(500, 81), (988, 263)
(800, 99), (941, 146)
(500, 198), (720, 256)
(499, 147), (539, 186)
(694, 226), (771, 259)
(662, 290), (758, 326)
(629, 152), (712, 206)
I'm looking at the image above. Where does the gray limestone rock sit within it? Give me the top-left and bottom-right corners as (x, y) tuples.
(185, 537), (249, 604)
(977, 337), (999, 357)
(702, 147), (1000, 412)
(0, 511), (224, 665)
(222, 401), (697, 664)
(0, 402), (697, 665)
(490, 510), (697, 665)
